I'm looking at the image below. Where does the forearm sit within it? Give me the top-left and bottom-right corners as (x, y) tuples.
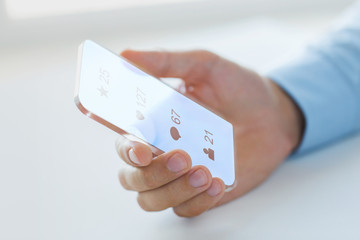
(267, 3), (360, 154)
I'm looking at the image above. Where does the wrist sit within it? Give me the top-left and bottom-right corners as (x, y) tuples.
(267, 78), (305, 152)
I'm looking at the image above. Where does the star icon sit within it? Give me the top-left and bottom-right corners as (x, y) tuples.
(98, 86), (109, 97)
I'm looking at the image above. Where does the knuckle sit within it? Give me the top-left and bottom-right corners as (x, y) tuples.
(196, 50), (217, 60)
(173, 208), (188, 217)
(118, 170), (132, 191)
(173, 207), (202, 218)
(137, 193), (167, 212)
(137, 193), (153, 212)
(198, 49), (213, 56)
(189, 208), (205, 217)
(193, 50), (221, 75)
(139, 170), (158, 189)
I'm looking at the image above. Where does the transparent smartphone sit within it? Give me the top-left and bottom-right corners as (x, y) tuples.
(75, 40), (236, 188)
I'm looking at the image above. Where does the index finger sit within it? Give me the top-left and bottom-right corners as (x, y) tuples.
(120, 50), (220, 85)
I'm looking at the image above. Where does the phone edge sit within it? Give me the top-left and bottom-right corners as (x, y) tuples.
(74, 40), (237, 189)
(74, 40), (165, 157)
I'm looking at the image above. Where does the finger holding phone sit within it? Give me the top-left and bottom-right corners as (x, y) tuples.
(114, 49), (304, 217)
(75, 41), (303, 217)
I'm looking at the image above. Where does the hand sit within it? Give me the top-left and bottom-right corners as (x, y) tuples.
(116, 50), (304, 217)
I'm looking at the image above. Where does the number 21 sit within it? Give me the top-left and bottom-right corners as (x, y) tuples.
(204, 130), (213, 145)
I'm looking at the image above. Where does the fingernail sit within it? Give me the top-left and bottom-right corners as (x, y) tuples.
(128, 148), (140, 165)
(207, 180), (222, 197)
(189, 169), (208, 188)
(167, 153), (188, 173)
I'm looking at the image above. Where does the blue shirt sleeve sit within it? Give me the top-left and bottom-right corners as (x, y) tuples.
(267, 2), (360, 154)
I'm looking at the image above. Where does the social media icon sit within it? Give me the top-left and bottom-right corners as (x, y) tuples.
(98, 86), (108, 97)
(203, 148), (215, 161)
(170, 126), (181, 141)
(136, 110), (145, 120)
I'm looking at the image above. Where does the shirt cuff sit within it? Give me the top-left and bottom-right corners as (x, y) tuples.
(267, 52), (358, 155)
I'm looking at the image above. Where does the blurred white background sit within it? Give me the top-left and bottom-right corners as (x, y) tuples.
(1, 0), (360, 239)
(0, 0), (355, 47)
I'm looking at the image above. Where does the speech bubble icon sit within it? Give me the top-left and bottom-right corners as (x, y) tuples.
(170, 126), (181, 141)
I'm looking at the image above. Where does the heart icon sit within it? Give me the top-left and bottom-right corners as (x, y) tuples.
(136, 110), (144, 120)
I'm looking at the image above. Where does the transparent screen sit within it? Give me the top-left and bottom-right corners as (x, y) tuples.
(77, 40), (235, 185)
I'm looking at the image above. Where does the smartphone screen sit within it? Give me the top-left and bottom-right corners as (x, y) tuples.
(75, 40), (235, 186)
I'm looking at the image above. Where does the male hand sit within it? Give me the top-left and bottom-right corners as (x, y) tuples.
(116, 50), (304, 217)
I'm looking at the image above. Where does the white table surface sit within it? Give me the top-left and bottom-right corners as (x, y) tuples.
(1, 14), (360, 240)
